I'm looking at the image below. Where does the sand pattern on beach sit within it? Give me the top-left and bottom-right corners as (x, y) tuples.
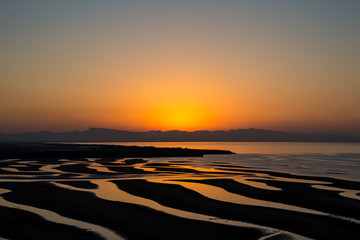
(0, 154), (360, 240)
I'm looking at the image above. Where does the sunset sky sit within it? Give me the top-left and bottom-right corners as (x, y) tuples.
(1, 1), (360, 134)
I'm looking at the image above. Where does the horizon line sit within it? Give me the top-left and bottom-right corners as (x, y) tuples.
(2, 127), (360, 137)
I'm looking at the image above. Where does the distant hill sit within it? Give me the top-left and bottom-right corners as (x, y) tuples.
(1, 128), (360, 142)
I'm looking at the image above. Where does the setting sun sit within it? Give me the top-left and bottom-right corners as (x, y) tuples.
(145, 104), (214, 131)
(1, 1), (359, 135)
(0, 2), (359, 240)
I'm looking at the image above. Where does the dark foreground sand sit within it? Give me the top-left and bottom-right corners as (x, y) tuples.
(0, 206), (103, 240)
(0, 182), (265, 240)
(0, 143), (359, 240)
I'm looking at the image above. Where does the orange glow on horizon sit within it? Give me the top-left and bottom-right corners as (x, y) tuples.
(143, 103), (216, 131)
(1, 1), (360, 135)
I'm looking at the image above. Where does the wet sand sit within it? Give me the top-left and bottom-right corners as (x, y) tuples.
(0, 143), (359, 239)
(0, 182), (265, 240)
(0, 206), (103, 240)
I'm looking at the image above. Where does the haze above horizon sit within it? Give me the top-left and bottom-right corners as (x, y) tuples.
(1, 1), (359, 135)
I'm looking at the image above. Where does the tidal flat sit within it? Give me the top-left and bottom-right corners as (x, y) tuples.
(0, 143), (359, 240)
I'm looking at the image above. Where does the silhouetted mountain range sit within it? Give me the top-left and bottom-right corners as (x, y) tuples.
(1, 128), (360, 142)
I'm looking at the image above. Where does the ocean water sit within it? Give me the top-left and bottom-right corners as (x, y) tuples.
(74, 142), (360, 181)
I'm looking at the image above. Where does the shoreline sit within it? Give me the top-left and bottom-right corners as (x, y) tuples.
(0, 142), (234, 159)
(0, 144), (359, 239)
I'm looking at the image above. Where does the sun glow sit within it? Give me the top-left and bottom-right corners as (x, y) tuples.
(145, 104), (214, 131)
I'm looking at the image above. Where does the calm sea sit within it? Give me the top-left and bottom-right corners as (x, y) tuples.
(73, 142), (360, 180)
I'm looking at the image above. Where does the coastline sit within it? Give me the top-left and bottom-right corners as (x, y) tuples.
(0, 143), (233, 159)
(0, 143), (359, 239)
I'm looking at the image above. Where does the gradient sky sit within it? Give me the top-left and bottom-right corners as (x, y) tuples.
(1, 1), (360, 134)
